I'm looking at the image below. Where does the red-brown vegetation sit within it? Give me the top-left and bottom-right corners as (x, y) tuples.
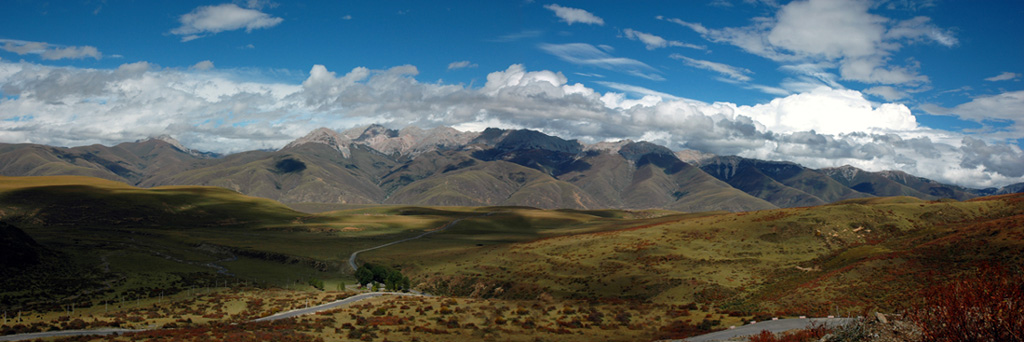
(908, 266), (1023, 342)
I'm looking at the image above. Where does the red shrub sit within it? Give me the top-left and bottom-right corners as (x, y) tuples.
(747, 324), (830, 342)
(909, 266), (1024, 342)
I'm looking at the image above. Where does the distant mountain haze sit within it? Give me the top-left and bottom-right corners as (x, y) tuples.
(1, 125), (1020, 211)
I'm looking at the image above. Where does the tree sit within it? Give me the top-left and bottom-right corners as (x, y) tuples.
(355, 265), (374, 287)
(357, 263), (412, 292)
(400, 276), (411, 292)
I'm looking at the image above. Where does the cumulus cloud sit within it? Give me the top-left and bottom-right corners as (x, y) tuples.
(736, 86), (918, 135)
(543, 4), (604, 26)
(171, 3), (283, 42)
(447, 61), (477, 70)
(1, 60), (1021, 188)
(539, 43), (663, 80)
(0, 39), (102, 60)
(664, 0), (955, 87)
(622, 28), (704, 50)
(985, 72), (1021, 82)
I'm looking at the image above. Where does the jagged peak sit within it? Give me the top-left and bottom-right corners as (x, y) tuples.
(355, 124), (399, 142)
(584, 140), (633, 154)
(137, 134), (189, 152)
(821, 165), (862, 182)
(678, 150), (719, 165)
(283, 127), (352, 157)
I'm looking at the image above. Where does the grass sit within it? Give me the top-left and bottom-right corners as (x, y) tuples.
(2, 289), (740, 341)
(0, 176), (675, 314)
(358, 194), (1024, 317)
(2, 175), (1023, 340)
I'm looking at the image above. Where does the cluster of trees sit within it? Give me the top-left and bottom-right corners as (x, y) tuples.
(307, 278), (324, 291)
(355, 263), (411, 292)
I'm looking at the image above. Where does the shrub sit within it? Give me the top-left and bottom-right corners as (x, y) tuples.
(747, 323), (829, 342)
(908, 266), (1024, 342)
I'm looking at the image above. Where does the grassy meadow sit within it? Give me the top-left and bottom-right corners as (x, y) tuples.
(2, 175), (1022, 341)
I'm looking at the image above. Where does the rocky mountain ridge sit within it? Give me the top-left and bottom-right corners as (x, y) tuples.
(2, 125), (1021, 211)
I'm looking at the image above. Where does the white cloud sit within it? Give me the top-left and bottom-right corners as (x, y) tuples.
(595, 81), (680, 101)
(447, 60), (478, 70)
(778, 63), (844, 90)
(539, 43), (663, 80)
(985, 72), (1021, 82)
(171, 3), (283, 42)
(543, 4), (604, 26)
(664, 0), (955, 86)
(190, 60), (215, 71)
(885, 16), (957, 47)
(864, 85), (908, 101)
(659, 17), (709, 35)
(622, 28), (704, 50)
(671, 54), (752, 82)
(1, 60), (1021, 188)
(0, 39), (102, 60)
(736, 86), (918, 135)
(745, 84), (791, 97)
(921, 90), (1024, 124)
(768, 0), (885, 60)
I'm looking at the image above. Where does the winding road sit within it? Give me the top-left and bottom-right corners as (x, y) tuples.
(0, 292), (426, 341)
(0, 328), (145, 341)
(347, 216), (470, 271)
(681, 317), (855, 342)
(252, 292), (425, 322)
(2, 216), (474, 341)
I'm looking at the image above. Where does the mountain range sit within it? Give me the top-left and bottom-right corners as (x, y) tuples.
(1, 124), (1020, 211)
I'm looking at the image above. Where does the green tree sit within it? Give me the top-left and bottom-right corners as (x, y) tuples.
(401, 276), (411, 292)
(355, 265), (374, 287)
(307, 278), (324, 291)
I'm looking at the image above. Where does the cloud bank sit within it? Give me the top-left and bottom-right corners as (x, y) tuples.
(0, 60), (1021, 188)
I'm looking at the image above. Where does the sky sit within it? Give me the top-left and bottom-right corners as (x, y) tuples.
(1, 0), (1022, 189)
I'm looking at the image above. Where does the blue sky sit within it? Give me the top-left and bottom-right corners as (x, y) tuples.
(1, 0), (1022, 188)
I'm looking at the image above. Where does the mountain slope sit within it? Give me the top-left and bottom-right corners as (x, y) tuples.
(619, 146), (777, 212)
(0, 138), (209, 185)
(385, 159), (599, 208)
(697, 156), (875, 208)
(699, 156), (827, 208)
(1, 125), (1016, 211)
(149, 143), (396, 204)
(822, 165), (938, 199)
